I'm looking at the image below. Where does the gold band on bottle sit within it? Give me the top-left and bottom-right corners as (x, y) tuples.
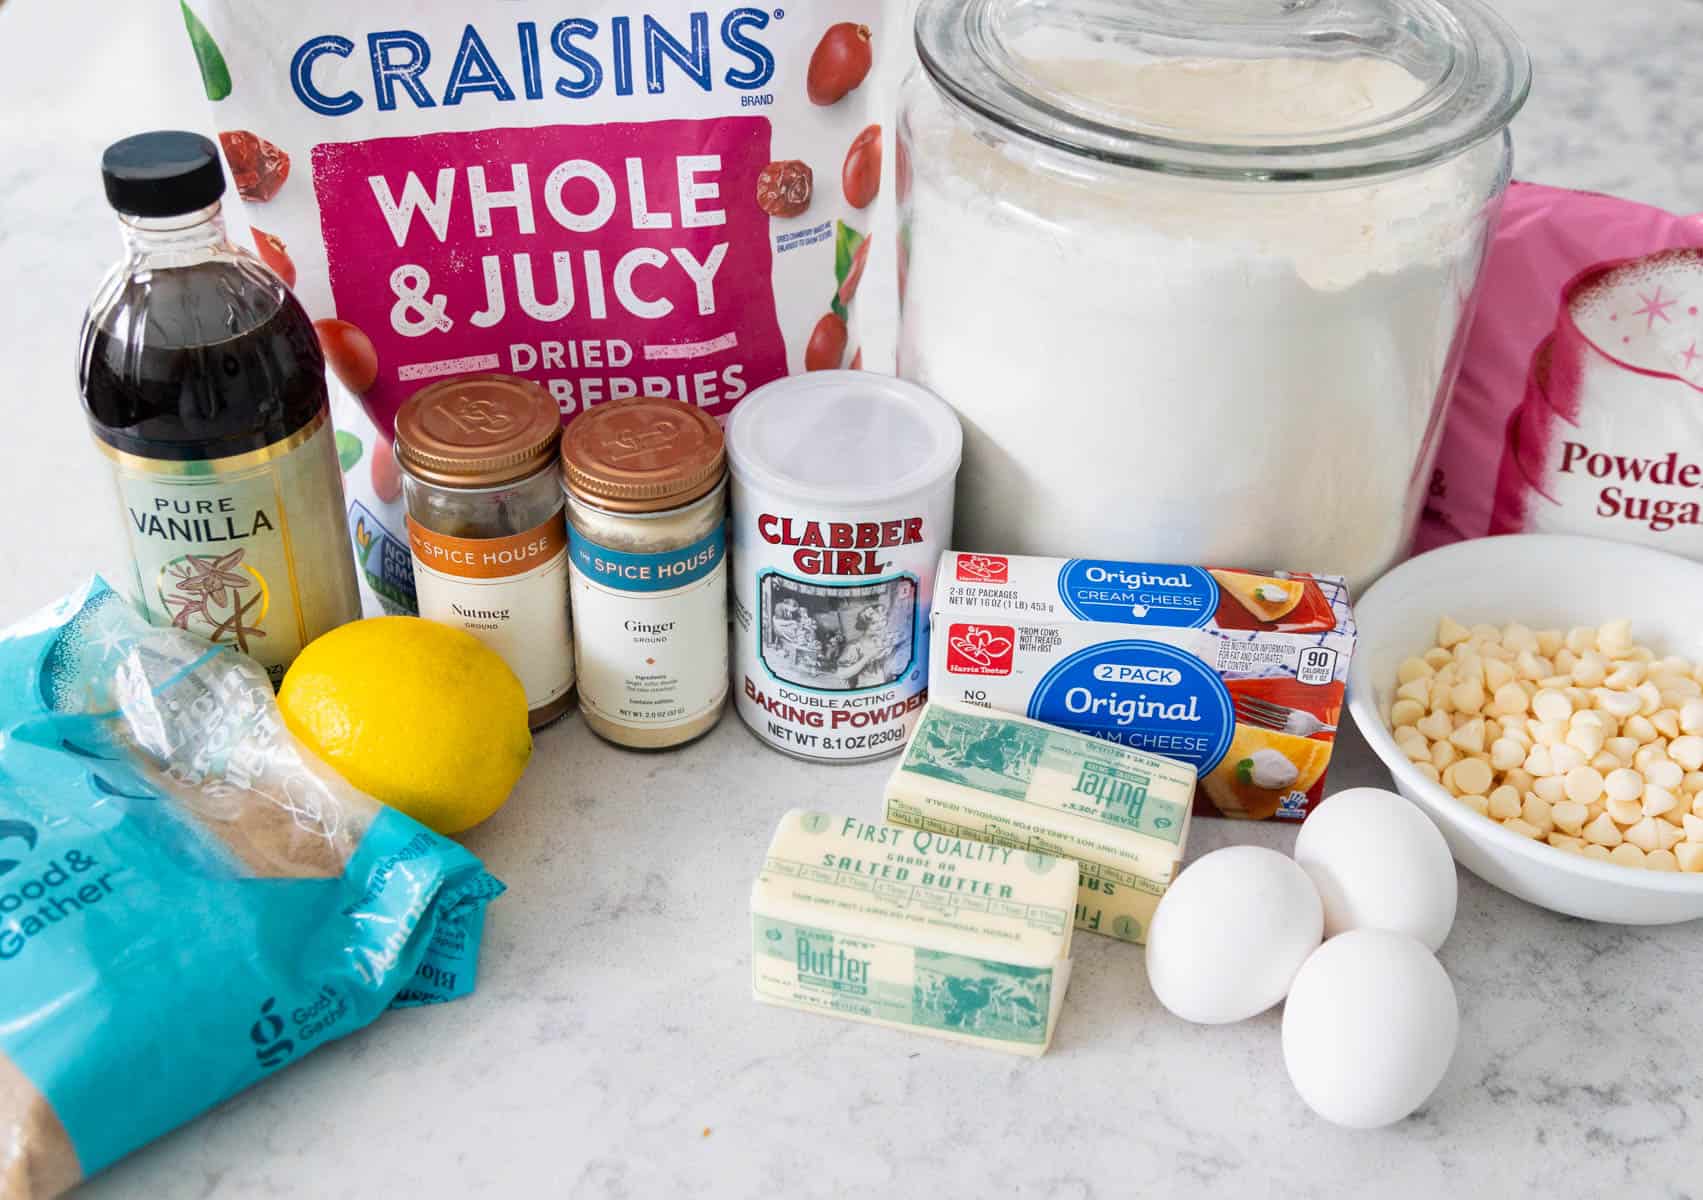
(92, 407), (330, 477)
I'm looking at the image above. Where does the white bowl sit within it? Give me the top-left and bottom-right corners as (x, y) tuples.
(1348, 534), (1703, 925)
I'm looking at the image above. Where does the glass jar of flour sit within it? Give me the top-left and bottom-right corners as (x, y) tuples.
(899, 0), (1530, 591)
(561, 398), (728, 749)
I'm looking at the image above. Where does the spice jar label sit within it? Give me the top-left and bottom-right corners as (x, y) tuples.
(102, 418), (356, 687)
(567, 526), (729, 732)
(405, 511), (574, 711)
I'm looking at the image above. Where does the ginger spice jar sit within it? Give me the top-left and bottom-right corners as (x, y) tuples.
(394, 374), (575, 730)
(561, 398), (729, 749)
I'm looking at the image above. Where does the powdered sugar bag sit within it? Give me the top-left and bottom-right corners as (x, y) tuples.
(1418, 182), (1703, 555)
(180, 1), (903, 614)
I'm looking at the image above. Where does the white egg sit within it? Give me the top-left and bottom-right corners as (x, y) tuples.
(1282, 929), (1458, 1128)
(1145, 845), (1322, 1024)
(1293, 786), (1458, 951)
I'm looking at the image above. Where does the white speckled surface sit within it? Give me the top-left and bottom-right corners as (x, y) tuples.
(3, 0), (1702, 1195)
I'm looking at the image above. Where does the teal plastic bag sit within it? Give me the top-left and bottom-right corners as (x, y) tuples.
(0, 580), (504, 1197)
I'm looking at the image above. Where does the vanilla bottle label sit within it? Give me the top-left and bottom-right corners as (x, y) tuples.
(103, 414), (360, 685)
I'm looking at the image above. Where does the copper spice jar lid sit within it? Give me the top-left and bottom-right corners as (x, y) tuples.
(561, 398), (726, 513)
(393, 374), (562, 487)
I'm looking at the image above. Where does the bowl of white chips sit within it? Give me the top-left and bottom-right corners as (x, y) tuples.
(1349, 534), (1703, 924)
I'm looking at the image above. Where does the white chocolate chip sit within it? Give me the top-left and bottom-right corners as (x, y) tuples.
(1550, 800), (1588, 836)
(1584, 812), (1624, 846)
(1563, 766), (1604, 805)
(1609, 842), (1646, 868)
(1645, 849), (1679, 872)
(1604, 768), (1645, 803)
(1669, 735), (1703, 771)
(1489, 737), (1525, 771)
(1451, 757), (1493, 796)
(1437, 616), (1470, 648)
(1487, 787), (1522, 820)
(1607, 797), (1644, 826)
(1643, 785), (1680, 818)
(1645, 759), (1685, 792)
(1625, 817), (1663, 852)
(1531, 689), (1573, 723)
(1450, 718), (1487, 755)
(1502, 817), (1543, 840)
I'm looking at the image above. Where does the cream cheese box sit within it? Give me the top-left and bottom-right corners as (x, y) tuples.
(929, 551), (1356, 821)
(750, 810), (1076, 1055)
(885, 701), (1194, 944)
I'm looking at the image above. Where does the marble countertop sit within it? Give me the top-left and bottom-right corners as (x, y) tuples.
(3, 1), (1702, 1196)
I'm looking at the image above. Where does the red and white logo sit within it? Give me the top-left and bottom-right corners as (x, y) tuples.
(955, 554), (1008, 583)
(946, 623), (1015, 676)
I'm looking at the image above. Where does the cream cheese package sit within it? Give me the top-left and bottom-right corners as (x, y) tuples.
(929, 552), (1356, 821)
(885, 701), (1194, 944)
(750, 810), (1075, 1054)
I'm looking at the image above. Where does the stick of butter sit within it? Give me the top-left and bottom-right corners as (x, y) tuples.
(750, 810), (1077, 1056)
(884, 701), (1195, 944)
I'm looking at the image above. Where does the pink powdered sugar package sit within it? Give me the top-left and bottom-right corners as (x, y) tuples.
(1418, 182), (1703, 556)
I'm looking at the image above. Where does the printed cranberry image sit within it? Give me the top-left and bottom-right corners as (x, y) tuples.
(805, 313), (848, 371)
(838, 235), (871, 309)
(217, 130), (290, 203)
(842, 125), (882, 210)
(371, 434), (403, 503)
(250, 228), (295, 288)
(850, 347), (863, 370)
(757, 160), (813, 217)
(313, 318), (379, 395)
(807, 23), (872, 106)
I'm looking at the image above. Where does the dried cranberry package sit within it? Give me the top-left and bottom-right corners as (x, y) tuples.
(180, 2), (902, 614)
(1417, 182), (1703, 557)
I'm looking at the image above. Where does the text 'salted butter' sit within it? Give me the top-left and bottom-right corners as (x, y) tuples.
(750, 809), (1075, 1055)
(929, 552), (1357, 821)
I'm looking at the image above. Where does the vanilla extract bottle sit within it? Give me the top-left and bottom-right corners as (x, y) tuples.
(78, 131), (360, 684)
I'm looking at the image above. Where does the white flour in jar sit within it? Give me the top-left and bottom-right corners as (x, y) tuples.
(899, 56), (1507, 591)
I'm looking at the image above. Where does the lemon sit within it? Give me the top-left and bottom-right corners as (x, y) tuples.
(279, 616), (532, 834)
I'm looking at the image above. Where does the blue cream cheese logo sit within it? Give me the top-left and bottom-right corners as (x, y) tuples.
(1029, 640), (1234, 772)
(1056, 559), (1218, 628)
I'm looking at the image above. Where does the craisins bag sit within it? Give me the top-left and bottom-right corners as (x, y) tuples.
(181, 2), (902, 614)
(1417, 182), (1703, 558)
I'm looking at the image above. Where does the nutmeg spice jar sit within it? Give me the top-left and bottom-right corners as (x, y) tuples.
(393, 375), (575, 730)
(561, 398), (729, 750)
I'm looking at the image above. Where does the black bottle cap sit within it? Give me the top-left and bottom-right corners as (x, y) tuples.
(101, 131), (226, 218)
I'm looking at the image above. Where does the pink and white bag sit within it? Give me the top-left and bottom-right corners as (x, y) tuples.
(1418, 182), (1703, 556)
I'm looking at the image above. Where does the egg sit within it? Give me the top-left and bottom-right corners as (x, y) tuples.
(1293, 787), (1458, 951)
(1282, 929), (1458, 1128)
(1145, 845), (1323, 1024)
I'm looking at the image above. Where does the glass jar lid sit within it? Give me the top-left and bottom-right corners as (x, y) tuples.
(393, 374), (562, 488)
(913, 0), (1531, 180)
(561, 397), (726, 513)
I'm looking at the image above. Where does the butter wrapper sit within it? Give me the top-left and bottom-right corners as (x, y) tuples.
(751, 810), (1075, 1056)
(886, 701), (1193, 943)
(929, 552), (1356, 821)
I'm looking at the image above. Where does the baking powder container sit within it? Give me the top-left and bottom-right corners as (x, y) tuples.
(725, 371), (963, 761)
